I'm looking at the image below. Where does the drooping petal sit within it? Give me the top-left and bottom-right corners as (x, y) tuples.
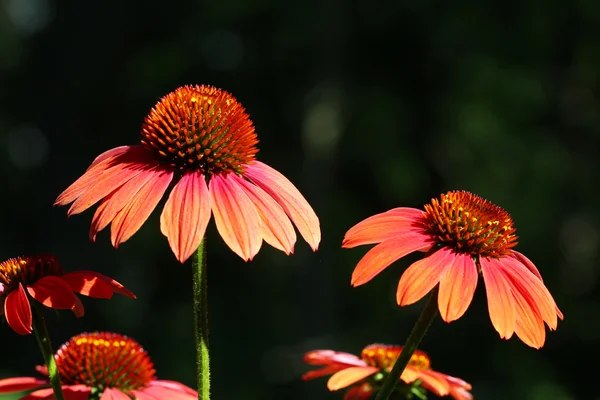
(5, 283), (33, 335)
(438, 253), (478, 322)
(27, 276), (77, 310)
(480, 257), (516, 340)
(327, 367), (379, 391)
(351, 232), (433, 286)
(88, 146), (130, 170)
(342, 208), (425, 248)
(396, 248), (455, 306)
(233, 174), (296, 254)
(0, 377), (47, 393)
(209, 172), (262, 260)
(100, 388), (131, 400)
(415, 370), (451, 396)
(61, 271), (136, 299)
(450, 387), (474, 400)
(244, 161), (320, 250)
(343, 382), (373, 400)
(511, 290), (546, 349)
(160, 171), (212, 263)
(110, 166), (173, 247)
(72, 296), (84, 318)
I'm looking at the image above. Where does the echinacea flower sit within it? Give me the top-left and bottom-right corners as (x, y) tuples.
(303, 344), (472, 400)
(0, 331), (197, 400)
(343, 190), (563, 349)
(55, 85), (320, 263)
(0, 255), (135, 335)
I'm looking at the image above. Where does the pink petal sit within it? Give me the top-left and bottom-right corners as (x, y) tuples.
(480, 258), (516, 340)
(303, 365), (353, 381)
(110, 166), (173, 247)
(342, 208), (425, 248)
(160, 171), (212, 263)
(23, 385), (91, 400)
(129, 390), (158, 400)
(244, 161), (320, 250)
(101, 388), (131, 400)
(88, 146), (130, 170)
(233, 174), (296, 254)
(438, 253), (478, 322)
(351, 232), (432, 286)
(327, 367), (379, 391)
(512, 289), (546, 349)
(5, 283), (33, 335)
(0, 377), (47, 393)
(27, 276), (76, 310)
(61, 271), (136, 299)
(141, 385), (197, 400)
(149, 381), (197, 396)
(209, 173), (262, 260)
(396, 248), (454, 306)
(304, 350), (367, 367)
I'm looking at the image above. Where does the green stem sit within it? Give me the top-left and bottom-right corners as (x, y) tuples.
(31, 303), (65, 400)
(374, 287), (439, 400)
(192, 238), (210, 399)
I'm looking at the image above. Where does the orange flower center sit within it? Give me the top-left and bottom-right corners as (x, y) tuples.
(0, 255), (62, 292)
(421, 191), (518, 258)
(140, 85), (259, 175)
(55, 332), (156, 392)
(361, 345), (430, 371)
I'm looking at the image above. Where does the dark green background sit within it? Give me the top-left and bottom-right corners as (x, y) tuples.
(0, 1), (597, 399)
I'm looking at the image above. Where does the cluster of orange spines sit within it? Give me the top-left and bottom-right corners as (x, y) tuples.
(55, 332), (156, 391)
(0, 255), (61, 288)
(361, 344), (430, 371)
(140, 84), (259, 175)
(421, 191), (518, 258)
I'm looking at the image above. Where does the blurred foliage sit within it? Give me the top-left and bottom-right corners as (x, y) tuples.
(0, 0), (598, 399)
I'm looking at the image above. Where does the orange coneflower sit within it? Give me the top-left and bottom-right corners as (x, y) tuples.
(343, 190), (563, 348)
(0, 332), (197, 399)
(0, 255), (135, 335)
(303, 344), (472, 400)
(55, 85), (320, 263)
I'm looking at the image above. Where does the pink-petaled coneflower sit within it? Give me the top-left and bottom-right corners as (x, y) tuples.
(55, 85), (320, 263)
(303, 344), (472, 400)
(0, 255), (135, 335)
(0, 332), (196, 399)
(343, 190), (563, 349)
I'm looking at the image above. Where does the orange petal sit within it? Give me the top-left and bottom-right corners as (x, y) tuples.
(450, 387), (474, 400)
(327, 367), (379, 391)
(87, 146), (130, 170)
(351, 232), (432, 286)
(396, 248), (454, 306)
(27, 276), (76, 310)
(160, 171), (212, 263)
(438, 253), (478, 322)
(342, 208), (424, 248)
(61, 271), (136, 299)
(244, 161), (320, 251)
(0, 377), (47, 393)
(5, 284), (32, 335)
(415, 370), (451, 396)
(399, 367), (420, 383)
(110, 166), (173, 247)
(303, 365), (350, 381)
(209, 173), (262, 261)
(512, 290), (546, 349)
(480, 258), (516, 340)
(232, 174), (296, 254)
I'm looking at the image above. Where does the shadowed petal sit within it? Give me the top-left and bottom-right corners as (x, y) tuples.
(160, 171), (212, 263)
(110, 166), (173, 247)
(343, 383), (373, 400)
(27, 277), (76, 309)
(480, 258), (516, 340)
(101, 388), (131, 400)
(396, 248), (455, 306)
(61, 271), (136, 299)
(209, 173), (262, 260)
(438, 253), (478, 322)
(24, 385), (91, 400)
(342, 208), (425, 248)
(327, 367), (379, 391)
(351, 232), (432, 286)
(5, 283), (32, 335)
(72, 296), (84, 318)
(0, 377), (47, 393)
(303, 365), (352, 381)
(245, 161), (320, 250)
(304, 350), (367, 367)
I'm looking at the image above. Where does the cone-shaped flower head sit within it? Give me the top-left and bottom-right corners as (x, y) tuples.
(55, 85), (320, 263)
(343, 190), (563, 348)
(0, 332), (197, 399)
(0, 255), (135, 335)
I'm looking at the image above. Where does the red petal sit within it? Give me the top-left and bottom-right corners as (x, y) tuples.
(209, 173), (262, 261)
(396, 248), (454, 306)
(342, 208), (424, 248)
(27, 276), (76, 310)
(480, 258), (516, 340)
(0, 377), (47, 393)
(327, 367), (379, 391)
(62, 271), (136, 299)
(5, 284), (33, 335)
(438, 253), (478, 322)
(351, 232), (432, 286)
(343, 383), (373, 400)
(72, 295), (84, 318)
(160, 171), (212, 263)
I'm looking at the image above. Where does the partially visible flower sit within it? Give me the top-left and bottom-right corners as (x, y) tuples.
(343, 191), (563, 348)
(0, 331), (196, 399)
(303, 344), (472, 400)
(55, 85), (320, 263)
(0, 255), (135, 335)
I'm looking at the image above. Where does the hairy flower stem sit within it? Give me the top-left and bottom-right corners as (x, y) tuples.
(374, 287), (439, 400)
(193, 238), (210, 399)
(31, 303), (65, 400)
